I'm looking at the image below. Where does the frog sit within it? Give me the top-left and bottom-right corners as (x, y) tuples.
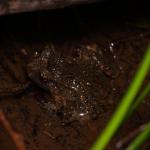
(27, 43), (119, 123)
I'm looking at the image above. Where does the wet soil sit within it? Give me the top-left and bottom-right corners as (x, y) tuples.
(0, 2), (150, 150)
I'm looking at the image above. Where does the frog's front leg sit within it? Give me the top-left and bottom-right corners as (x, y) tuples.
(28, 69), (51, 92)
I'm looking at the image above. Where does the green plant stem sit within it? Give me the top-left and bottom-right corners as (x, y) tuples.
(91, 47), (150, 150)
(127, 122), (150, 150)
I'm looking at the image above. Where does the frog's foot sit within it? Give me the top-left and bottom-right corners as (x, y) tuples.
(0, 82), (31, 97)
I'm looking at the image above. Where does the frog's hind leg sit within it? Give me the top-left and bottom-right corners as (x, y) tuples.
(0, 53), (31, 97)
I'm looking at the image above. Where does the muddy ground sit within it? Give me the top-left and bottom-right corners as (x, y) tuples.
(0, 1), (150, 150)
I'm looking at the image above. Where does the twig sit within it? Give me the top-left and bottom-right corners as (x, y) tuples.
(43, 131), (55, 140)
(116, 124), (146, 149)
(0, 110), (26, 150)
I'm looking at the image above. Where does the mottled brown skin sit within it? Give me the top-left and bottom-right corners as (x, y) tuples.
(27, 44), (119, 122)
(0, 42), (119, 122)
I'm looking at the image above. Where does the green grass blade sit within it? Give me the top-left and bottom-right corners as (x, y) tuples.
(128, 83), (150, 117)
(91, 46), (150, 150)
(127, 122), (150, 150)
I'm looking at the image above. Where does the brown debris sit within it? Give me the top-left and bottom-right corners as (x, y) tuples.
(0, 0), (99, 15)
